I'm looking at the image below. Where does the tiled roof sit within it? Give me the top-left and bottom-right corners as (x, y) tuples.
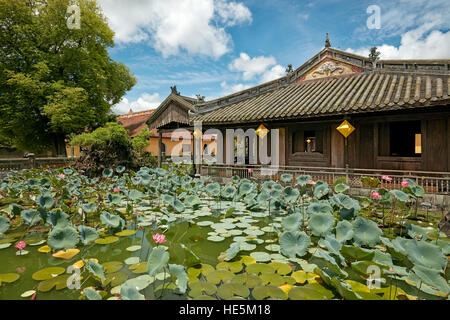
(117, 110), (155, 137)
(192, 70), (450, 124)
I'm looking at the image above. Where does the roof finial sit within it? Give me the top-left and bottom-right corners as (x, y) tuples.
(325, 32), (331, 48)
(171, 85), (180, 95)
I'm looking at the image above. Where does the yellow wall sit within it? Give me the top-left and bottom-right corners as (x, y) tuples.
(145, 137), (217, 158)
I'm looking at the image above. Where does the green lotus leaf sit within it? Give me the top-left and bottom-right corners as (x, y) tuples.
(147, 246), (169, 276)
(95, 236), (119, 245)
(308, 212), (335, 237)
(86, 259), (106, 282)
(282, 186), (299, 203)
(279, 231), (311, 258)
(314, 248), (347, 277)
(37, 274), (70, 292)
(168, 264), (188, 294)
(231, 273), (262, 288)
(107, 193), (122, 205)
(0, 273), (20, 284)
(172, 199), (185, 213)
(9, 203), (23, 217)
(338, 199), (360, 220)
(313, 181), (329, 199)
(103, 272), (128, 287)
(0, 215), (10, 234)
(188, 280), (217, 297)
(36, 195), (55, 209)
(206, 182), (221, 197)
(100, 212), (125, 230)
(340, 245), (375, 262)
(125, 274), (154, 291)
(410, 185), (424, 198)
(351, 261), (387, 277)
(405, 223), (428, 240)
(329, 193), (355, 209)
(307, 202), (332, 215)
(250, 252), (271, 262)
(361, 176), (380, 188)
(334, 183), (350, 194)
(102, 168), (113, 178)
(330, 278), (363, 300)
(296, 175), (312, 186)
(289, 286), (331, 300)
(128, 189), (145, 201)
(389, 190), (410, 202)
(120, 281), (145, 300)
(32, 267), (66, 281)
(281, 213), (302, 232)
(352, 217), (382, 247)
(371, 250), (394, 267)
(21, 209), (42, 226)
(246, 263), (275, 275)
(184, 195), (201, 207)
(238, 182), (253, 198)
(221, 184), (237, 199)
(83, 287), (102, 300)
(280, 173), (293, 183)
(47, 226), (79, 250)
(78, 225), (99, 245)
(48, 209), (70, 228)
(412, 265), (449, 294)
(319, 235), (344, 261)
(252, 285), (287, 300)
(335, 220), (354, 243)
(436, 239), (450, 255)
(217, 282), (250, 299)
(102, 261), (124, 274)
(116, 166), (126, 174)
(82, 202), (97, 214)
(268, 262), (291, 275)
(206, 269), (234, 285)
(404, 240), (447, 270)
(219, 242), (241, 262)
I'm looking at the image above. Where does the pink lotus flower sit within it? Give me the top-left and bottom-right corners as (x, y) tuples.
(152, 233), (166, 244)
(389, 267), (394, 272)
(14, 241), (26, 251)
(113, 187), (120, 193)
(381, 175), (392, 182)
(372, 191), (381, 200)
(57, 174), (66, 179)
(401, 180), (409, 188)
(248, 169), (253, 173)
(308, 180), (316, 185)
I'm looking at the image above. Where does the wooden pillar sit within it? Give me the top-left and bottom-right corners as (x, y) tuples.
(277, 128), (286, 166)
(158, 131), (162, 168)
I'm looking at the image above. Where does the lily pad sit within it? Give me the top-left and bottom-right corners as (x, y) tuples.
(126, 245), (142, 252)
(52, 248), (80, 260)
(116, 230), (136, 237)
(252, 285), (287, 300)
(250, 252), (271, 262)
(32, 267), (66, 281)
(95, 236), (119, 245)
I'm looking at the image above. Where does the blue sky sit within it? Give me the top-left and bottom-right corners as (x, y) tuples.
(96, 0), (450, 114)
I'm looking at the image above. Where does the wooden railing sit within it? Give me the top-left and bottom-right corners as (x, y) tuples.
(200, 164), (450, 195)
(0, 157), (77, 171)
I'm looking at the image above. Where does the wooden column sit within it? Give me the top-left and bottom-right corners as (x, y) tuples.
(277, 128), (286, 166)
(158, 131), (162, 168)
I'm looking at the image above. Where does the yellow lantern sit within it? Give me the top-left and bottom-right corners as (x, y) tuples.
(336, 120), (355, 138)
(256, 124), (269, 139)
(193, 128), (202, 139)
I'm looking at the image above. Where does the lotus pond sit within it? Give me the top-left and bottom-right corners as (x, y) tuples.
(0, 166), (449, 300)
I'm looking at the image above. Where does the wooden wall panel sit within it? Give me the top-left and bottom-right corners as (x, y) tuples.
(424, 119), (448, 171)
(331, 124), (344, 168)
(359, 123), (374, 168)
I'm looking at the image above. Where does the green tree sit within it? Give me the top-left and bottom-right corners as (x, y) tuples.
(131, 127), (152, 155)
(0, 0), (136, 155)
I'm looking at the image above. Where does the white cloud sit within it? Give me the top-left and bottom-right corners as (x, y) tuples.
(346, 23), (450, 59)
(111, 92), (162, 115)
(215, 0), (252, 26)
(220, 81), (251, 95)
(97, 0), (252, 59)
(260, 65), (286, 83)
(228, 52), (286, 83)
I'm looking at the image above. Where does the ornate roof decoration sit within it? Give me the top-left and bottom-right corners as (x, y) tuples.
(325, 32), (331, 48)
